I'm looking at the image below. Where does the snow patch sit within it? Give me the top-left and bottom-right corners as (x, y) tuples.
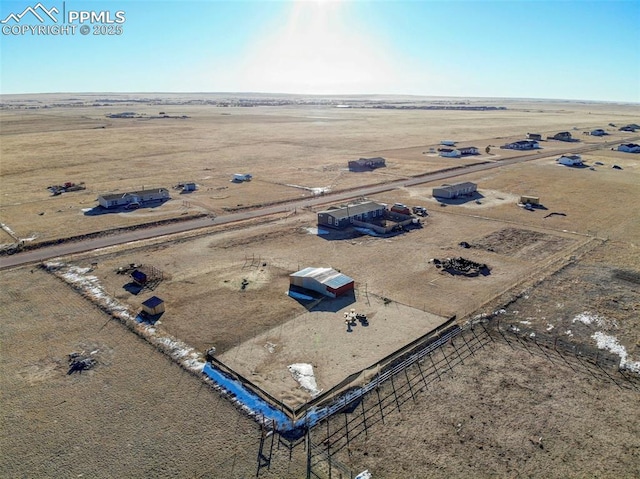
(565, 330), (573, 337)
(591, 332), (640, 373)
(288, 363), (321, 396)
(519, 320), (532, 325)
(546, 324), (554, 331)
(304, 226), (330, 235)
(572, 311), (605, 327)
(43, 261), (205, 374)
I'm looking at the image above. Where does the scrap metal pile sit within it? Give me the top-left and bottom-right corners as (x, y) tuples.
(67, 352), (97, 375)
(434, 257), (490, 276)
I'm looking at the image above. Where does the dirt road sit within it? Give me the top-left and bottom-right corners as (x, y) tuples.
(0, 137), (632, 270)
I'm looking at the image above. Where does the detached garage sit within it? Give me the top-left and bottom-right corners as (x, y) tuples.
(290, 267), (355, 298)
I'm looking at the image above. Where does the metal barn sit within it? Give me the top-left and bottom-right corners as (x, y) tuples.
(290, 267), (355, 298)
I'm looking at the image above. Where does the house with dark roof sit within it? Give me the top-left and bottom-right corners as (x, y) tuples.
(458, 146), (479, 156)
(348, 157), (386, 171)
(141, 296), (165, 315)
(501, 140), (540, 150)
(617, 143), (640, 153)
(547, 131), (574, 142)
(317, 201), (386, 229)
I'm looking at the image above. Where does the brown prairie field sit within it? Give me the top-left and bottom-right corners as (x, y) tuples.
(1, 94), (640, 478)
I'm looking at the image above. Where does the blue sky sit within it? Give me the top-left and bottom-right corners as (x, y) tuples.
(1, 0), (639, 101)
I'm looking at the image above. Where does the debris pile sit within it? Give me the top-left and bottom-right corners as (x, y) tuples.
(67, 351), (97, 375)
(48, 182), (86, 196)
(434, 257), (490, 276)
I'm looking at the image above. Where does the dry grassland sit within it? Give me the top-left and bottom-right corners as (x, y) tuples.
(2, 95), (639, 478)
(1, 96), (638, 244)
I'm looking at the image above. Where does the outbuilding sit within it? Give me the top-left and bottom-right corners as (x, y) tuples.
(141, 296), (165, 315)
(232, 173), (252, 182)
(433, 182), (477, 199)
(590, 129), (606, 136)
(526, 133), (542, 141)
(548, 131), (573, 141)
(290, 267), (355, 298)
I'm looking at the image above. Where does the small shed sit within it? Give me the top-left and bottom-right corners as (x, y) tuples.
(131, 270), (148, 285)
(526, 133), (542, 141)
(141, 296), (165, 315)
(440, 140), (456, 147)
(520, 195), (540, 205)
(183, 182), (197, 191)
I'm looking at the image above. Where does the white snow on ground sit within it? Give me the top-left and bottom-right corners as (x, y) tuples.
(0, 222), (18, 239)
(355, 471), (372, 479)
(565, 330), (574, 337)
(591, 332), (640, 373)
(44, 261), (205, 373)
(573, 311), (605, 327)
(286, 184), (331, 196)
(519, 320), (532, 325)
(288, 363), (322, 396)
(546, 324), (555, 331)
(304, 226), (330, 235)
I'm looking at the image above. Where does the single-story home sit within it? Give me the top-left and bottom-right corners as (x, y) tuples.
(617, 143), (640, 153)
(438, 148), (461, 158)
(98, 188), (170, 209)
(548, 131), (573, 141)
(348, 157), (386, 171)
(433, 182), (477, 199)
(590, 129), (607, 136)
(458, 146), (479, 156)
(317, 201), (386, 229)
(290, 267), (355, 298)
(619, 124), (639, 132)
(501, 140), (540, 150)
(557, 154), (583, 166)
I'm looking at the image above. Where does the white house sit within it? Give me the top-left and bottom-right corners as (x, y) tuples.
(98, 188), (170, 209)
(557, 154), (583, 166)
(438, 148), (461, 158)
(617, 143), (640, 153)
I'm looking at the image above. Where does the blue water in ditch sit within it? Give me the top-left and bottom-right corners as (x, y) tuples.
(202, 363), (329, 435)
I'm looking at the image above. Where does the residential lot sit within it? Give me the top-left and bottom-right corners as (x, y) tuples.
(1, 95), (639, 478)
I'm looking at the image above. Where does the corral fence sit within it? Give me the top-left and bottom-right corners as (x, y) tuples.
(490, 317), (640, 391)
(306, 322), (494, 479)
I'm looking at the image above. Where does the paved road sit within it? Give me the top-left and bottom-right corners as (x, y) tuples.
(1, 136), (633, 270)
